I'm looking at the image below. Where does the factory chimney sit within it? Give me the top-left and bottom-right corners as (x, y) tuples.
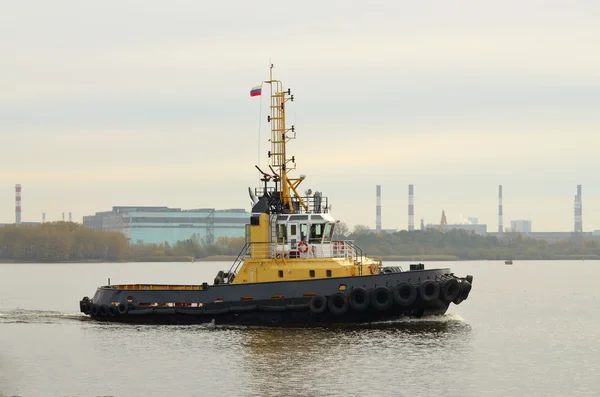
(42, 212), (46, 223)
(376, 185), (382, 232)
(408, 184), (414, 231)
(574, 185), (582, 233)
(62, 212), (65, 222)
(15, 184), (22, 224)
(498, 185), (503, 233)
(69, 212), (72, 222)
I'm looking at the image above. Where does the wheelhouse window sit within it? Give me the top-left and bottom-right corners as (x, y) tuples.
(323, 223), (334, 243)
(309, 223), (325, 243)
(300, 224), (308, 242)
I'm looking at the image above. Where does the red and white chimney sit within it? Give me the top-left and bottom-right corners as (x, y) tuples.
(15, 184), (22, 224)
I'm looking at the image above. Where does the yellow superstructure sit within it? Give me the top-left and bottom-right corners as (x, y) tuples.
(224, 66), (381, 285)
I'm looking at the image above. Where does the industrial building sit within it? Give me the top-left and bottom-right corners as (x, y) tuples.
(425, 223), (488, 235)
(83, 206), (249, 246)
(510, 220), (532, 233)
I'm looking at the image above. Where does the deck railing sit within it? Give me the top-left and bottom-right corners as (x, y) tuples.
(227, 240), (360, 276)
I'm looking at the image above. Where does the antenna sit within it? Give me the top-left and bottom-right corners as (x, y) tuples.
(265, 65), (306, 213)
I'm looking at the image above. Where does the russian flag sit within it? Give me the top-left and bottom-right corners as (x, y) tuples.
(250, 85), (262, 97)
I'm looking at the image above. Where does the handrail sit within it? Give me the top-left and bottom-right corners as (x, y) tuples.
(226, 240), (362, 276)
(227, 242), (251, 276)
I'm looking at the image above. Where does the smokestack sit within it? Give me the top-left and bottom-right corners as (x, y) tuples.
(15, 184), (22, 224)
(69, 212), (72, 222)
(62, 212), (65, 222)
(498, 185), (503, 233)
(376, 185), (382, 232)
(420, 218), (425, 231)
(408, 184), (414, 231)
(42, 212), (46, 223)
(574, 185), (582, 233)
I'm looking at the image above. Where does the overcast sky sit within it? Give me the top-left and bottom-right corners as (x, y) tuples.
(1, 0), (598, 232)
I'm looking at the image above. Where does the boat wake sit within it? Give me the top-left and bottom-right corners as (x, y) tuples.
(0, 309), (89, 324)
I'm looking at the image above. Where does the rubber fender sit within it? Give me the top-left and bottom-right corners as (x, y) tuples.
(418, 280), (440, 302)
(258, 304), (287, 312)
(348, 287), (370, 311)
(107, 305), (118, 316)
(327, 292), (349, 315)
(128, 308), (155, 315)
(462, 280), (472, 298)
(99, 305), (110, 316)
(82, 296), (90, 303)
(285, 303), (310, 311)
(176, 308), (202, 315)
(370, 286), (394, 311)
(203, 307), (231, 315)
(90, 304), (100, 317)
(393, 282), (417, 306)
(117, 302), (128, 315)
(458, 280), (472, 303)
(308, 295), (327, 314)
(156, 308), (176, 315)
(79, 301), (90, 314)
(440, 278), (460, 302)
(453, 280), (472, 304)
(466, 275), (473, 285)
(230, 305), (257, 312)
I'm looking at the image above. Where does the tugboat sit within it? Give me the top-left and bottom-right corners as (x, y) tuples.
(79, 66), (473, 325)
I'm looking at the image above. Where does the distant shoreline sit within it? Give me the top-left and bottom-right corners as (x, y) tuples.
(0, 255), (238, 264)
(1, 254), (598, 264)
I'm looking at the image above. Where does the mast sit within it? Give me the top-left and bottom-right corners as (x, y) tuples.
(265, 65), (307, 213)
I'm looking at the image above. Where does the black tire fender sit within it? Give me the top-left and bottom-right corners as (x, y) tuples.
(393, 282), (417, 306)
(348, 287), (370, 311)
(453, 280), (472, 304)
(79, 301), (90, 314)
(418, 280), (440, 302)
(370, 286), (393, 311)
(99, 305), (110, 316)
(107, 305), (118, 316)
(308, 295), (327, 314)
(327, 292), (349, 315)
(440, 278), (460, 302)
(117, 302), (128, 315)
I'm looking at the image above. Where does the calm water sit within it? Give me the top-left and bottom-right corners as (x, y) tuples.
(1, 260), (599, 397)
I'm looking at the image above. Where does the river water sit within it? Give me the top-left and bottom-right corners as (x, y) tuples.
(0, 260), (598, 397)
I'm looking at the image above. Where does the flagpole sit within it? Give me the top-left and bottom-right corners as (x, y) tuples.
(257, 83), (263, 169)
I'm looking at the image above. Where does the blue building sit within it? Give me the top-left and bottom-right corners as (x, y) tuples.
(83, 206), (249, 245)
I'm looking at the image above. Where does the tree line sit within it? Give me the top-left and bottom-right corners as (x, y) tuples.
(0, 223), (245, 262)
(1, 222), (599, 262)
(344, 223), (600, 260)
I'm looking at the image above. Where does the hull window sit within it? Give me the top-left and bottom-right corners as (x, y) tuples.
(309, 270), (315, 278)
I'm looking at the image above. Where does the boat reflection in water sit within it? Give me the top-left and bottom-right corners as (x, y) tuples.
(238, 315), (473, 396)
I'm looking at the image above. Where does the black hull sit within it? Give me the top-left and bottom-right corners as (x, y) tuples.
(84, 297), (451, 326)
(79, 268), (473, 326)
